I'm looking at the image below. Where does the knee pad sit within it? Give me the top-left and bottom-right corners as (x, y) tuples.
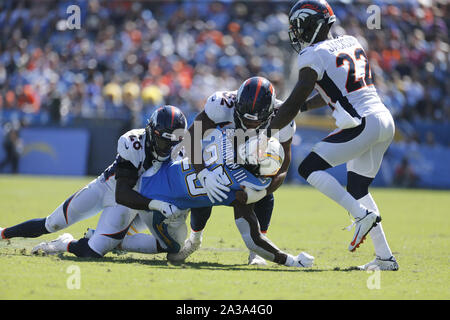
(298, 152), (332, 180)
(347, 171), (374, 200)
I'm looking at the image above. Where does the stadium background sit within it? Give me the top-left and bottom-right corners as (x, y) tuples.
(0, 0), (448, 189)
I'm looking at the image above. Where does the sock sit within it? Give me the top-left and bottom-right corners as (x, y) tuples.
(284, 254), (296, 267)
(307, 171), (367, 219)
(120, 233), (158, 254)
(190, 229), (203, 242)
(3, 218), (50, 239)
(68, 238), (102, 258)
(359, 193), (393, 259)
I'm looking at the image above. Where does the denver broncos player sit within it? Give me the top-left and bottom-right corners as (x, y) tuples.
(177, 76), (296, 265)
(268, 0), (398, 270)
(1, 106), (187, 258)
(34, 132), (315, 269)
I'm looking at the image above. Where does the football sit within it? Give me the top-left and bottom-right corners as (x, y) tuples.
(258, 136), (285, 176)
(239, 135), (285, 176)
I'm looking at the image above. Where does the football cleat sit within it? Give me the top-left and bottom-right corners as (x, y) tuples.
(348, 211), (381, 252)
(357, 256), (399, 271)
(0, 227), (6, 240)
(295, 252), (314, 268)
(31, 233), (74, 255)
(248, 251), (267, 266)
(166, 237), (201, 263)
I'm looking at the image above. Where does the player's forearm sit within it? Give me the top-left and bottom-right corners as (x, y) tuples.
(115, 183), (151, 210)
(269, 89), (304, 130)
(266, 171), (287, 194)
(270, 68), (318, 130)
(303, 93), (327, 111)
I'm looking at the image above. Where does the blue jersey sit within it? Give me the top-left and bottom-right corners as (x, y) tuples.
(138, 131), (271, 209)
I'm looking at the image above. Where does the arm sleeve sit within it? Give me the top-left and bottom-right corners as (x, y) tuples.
(115, 157), (139, 185)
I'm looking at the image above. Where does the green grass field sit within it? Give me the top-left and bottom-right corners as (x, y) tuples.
(0, 175), (449, 300)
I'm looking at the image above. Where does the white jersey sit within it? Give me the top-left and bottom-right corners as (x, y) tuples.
(298, 35), (388, 129)
(204, 90), (296, 143)
(101, 128), (161, 192)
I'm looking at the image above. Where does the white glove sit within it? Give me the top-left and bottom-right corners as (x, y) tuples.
(148, 200), (181, 219)
(197, 168), (230, 203)
(240, 181), (267, 204)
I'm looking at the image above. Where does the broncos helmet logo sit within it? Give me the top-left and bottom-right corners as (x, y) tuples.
(290, 8), (319, 24)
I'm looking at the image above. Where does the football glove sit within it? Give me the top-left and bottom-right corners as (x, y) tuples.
(197, 168), (230, 203)
(240, 181), (267, 204)
(148, 200), (182, 219)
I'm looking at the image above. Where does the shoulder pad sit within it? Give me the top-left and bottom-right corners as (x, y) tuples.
(204, 91), (236, 124)
(117, 130), (145, 168)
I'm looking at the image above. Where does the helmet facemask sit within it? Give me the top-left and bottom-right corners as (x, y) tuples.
(152, 130), (181, 159)
(289, 17), (324, 53)
(234, 108), (272, 130)
(146, 106), (187, 161)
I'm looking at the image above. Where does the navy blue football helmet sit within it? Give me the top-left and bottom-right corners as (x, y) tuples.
(146, 105), (187, 160)
(288, 0), (336, 53)
(234, 76), (276, 130)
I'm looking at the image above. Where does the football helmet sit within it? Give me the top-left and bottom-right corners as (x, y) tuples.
(288, 0), (336, 53)
(146, 105), (187, 161)
(234, 77), (276, 130)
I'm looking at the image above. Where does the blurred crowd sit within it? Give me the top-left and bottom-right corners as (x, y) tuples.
(0, 0), (448, 133)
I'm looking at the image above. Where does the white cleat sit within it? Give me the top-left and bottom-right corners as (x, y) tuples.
(167, 237), (201, 263)
(248, 251), (267, 266)
(357, 256), (399, 271)
(294, 252), (315, 268)
(348, 211), (381, 252)
(31, 233), (74, 255)
(0, 227), (6, 240)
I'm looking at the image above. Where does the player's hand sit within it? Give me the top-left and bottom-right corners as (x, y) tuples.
(240, 181), (267, 204)
(197, 168), (230, 203)
(148, 200), (182, 219)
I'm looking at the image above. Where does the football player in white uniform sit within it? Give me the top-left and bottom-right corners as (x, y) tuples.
(1, 106), (188, 258)
(169, 76), (296, 265)
(268, 0), (398, 270)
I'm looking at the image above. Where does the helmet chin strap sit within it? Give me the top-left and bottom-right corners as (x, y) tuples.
(300, 21), (323, 50)
(151, 149), (170, 162)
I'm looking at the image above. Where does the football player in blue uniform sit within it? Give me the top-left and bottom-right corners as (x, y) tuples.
(36, 132), (314, 268)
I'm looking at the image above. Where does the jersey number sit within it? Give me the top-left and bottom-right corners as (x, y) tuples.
(336, 48), (373, 93)
(220, 92), (236, 108)
(182, 160), (232, 197)
(129, 135), (142, 150)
